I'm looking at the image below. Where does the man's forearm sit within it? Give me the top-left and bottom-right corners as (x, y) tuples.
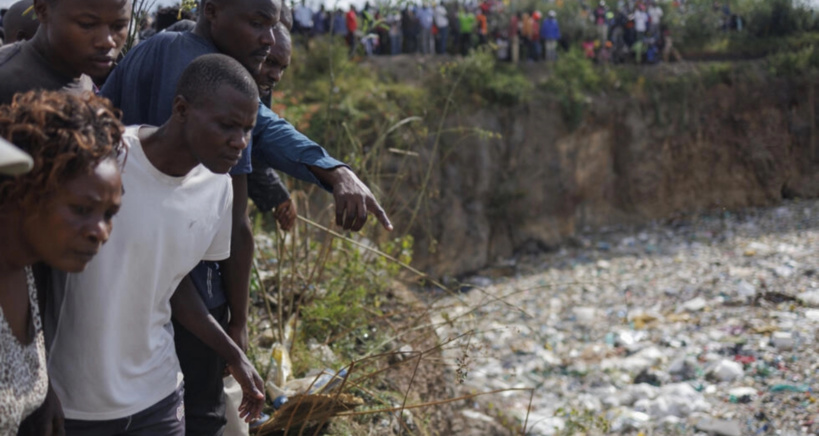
(222, 216), (253, 327)
(308, 164), (348, 189)
(223, 175), (253, 329)
(171, 276), (242, 365)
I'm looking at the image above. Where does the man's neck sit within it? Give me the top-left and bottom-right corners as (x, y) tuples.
(193, 19), (214, 44)
(29, 31), (80, 79)
(0, 213), (38, 272)
(139, 124), (199, 177)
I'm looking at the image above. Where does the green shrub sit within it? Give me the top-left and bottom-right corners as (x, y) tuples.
(541, 47), (602, 130)
(767, 44), (819, 77)
(432, 48), (533, 107)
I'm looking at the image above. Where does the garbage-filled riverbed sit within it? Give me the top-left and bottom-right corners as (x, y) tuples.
(432, 200), (819, 435)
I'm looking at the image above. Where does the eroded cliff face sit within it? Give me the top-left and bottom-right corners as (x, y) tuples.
(393, 77), (819, 277)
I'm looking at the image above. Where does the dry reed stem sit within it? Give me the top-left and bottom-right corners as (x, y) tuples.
(337, 387), (535, 417)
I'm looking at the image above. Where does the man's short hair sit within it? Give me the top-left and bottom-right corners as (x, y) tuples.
(176, 53), (259, 105)
(4, 0), (38, 42)
(273, 21), (291, 47)
(279, 1), (293, 31)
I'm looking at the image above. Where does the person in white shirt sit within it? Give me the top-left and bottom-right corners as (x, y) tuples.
(634, 5), (649, 37)
(47, 54), (265, 435)
(293, 0), (314, 49)
(648, 2), (663, 35)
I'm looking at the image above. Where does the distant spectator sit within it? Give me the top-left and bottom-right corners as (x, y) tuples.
(720, 1), (731, 31)
(375, 9), (390, 55)
(645, 33), (659, 63)
(662, 28), (682, 62)
(294, 0), (314, 34)
(388, 12), (402, 55)
(406, 7), (421, 53)
(594, 0), (608, 42)
(313, 4), (328, 35)
(520, 12), (533, 60)
(434, 2), (449, 54)
(154, 6), (191, 32)
(138, 16), (156, 41)
(457, 7), (475, 55)
(598, 39), (612, 65)
(401, 7), (412, 53)
(294, 0), (313, 50)
(540, 10), (560, 62)
(495, 34), (509, 59)
(530, 10), (541, 60)
(476, 9), (488, 46)
(332, 9), (347, 36)
(509, 12), (520, 63)
(346, 5), (357, 54)
(634, 4), (648, 38)
(632, 37), (645, 63)
(3, 0), (38, 43)
(417, 3), (433, 54)
(582, 39), (596, 58)
(648, 1), (663, 35)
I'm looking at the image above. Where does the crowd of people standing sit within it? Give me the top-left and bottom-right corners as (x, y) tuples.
(285, 0), (691, 64)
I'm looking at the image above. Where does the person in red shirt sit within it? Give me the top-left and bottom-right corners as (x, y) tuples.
(476, 9), (488, 45)
(345, 5), (358, 54)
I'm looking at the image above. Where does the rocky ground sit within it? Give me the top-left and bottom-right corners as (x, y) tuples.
(430, 199), (819, 435)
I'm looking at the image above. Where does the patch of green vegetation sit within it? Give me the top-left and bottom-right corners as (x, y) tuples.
(767, 44), (819, 77)
(554, 408), (610, 436)
(432, 48), (533, 107)
(540, 48), (607, 131)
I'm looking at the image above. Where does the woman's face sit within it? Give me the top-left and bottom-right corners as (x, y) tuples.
(23, 158), (122, 272)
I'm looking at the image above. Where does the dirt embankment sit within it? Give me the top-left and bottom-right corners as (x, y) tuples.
(381, 69), (819, 277)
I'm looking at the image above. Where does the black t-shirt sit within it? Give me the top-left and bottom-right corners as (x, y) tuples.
(0, 41), (94, 105)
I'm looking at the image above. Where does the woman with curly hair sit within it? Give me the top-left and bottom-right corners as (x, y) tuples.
(0, 90), (124, 433)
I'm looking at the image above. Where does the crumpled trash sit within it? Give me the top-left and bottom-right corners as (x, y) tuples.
(435, 200), (819, 435)
(265, 343), (292, 399)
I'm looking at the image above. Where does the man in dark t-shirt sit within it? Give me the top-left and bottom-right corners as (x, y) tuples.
(0, 40), (93, 104)
(0, 0), (130, 105)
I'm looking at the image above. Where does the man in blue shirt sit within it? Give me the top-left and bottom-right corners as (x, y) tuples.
(540, 10), (560, 62)
(417, 4), (434, 55)
(101, 0), (392, 433)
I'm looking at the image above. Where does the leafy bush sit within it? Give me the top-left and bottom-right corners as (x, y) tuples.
(767, 44), (819, 77)
(433, 48), (533, 107)
(743, 0), (818, 38)
(541, 47), (603, 130)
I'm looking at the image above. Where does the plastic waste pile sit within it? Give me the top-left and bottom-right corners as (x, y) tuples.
(434, 201), (819, 435)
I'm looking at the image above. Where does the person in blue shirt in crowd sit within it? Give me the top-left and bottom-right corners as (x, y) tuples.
(331, 8), (347, 38)
(540, 10), (560, 62)
(100, 0), (393, 433)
